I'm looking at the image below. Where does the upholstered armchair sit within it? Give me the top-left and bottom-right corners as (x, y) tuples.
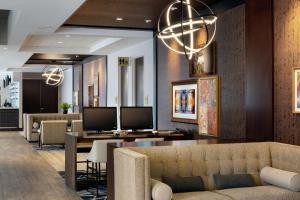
(40, 120), (68, 147)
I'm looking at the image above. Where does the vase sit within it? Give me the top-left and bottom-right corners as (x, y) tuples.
(63, 109), (68, 114)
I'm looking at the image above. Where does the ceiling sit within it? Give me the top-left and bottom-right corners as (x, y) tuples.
(0, 0), (153, 71)
(64, 0), (220, 29)
(0, 0), (243, 71)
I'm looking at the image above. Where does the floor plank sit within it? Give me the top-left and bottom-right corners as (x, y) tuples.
(0, 131), (81, 200)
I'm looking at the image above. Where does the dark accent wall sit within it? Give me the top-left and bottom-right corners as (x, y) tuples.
(274, 0), (300, 145)
(157, 4), (247, 139)
(216, 4), (246, 139)
(245, 0), (274, 141)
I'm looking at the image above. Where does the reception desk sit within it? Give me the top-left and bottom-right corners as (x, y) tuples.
(64, 131), (194, 192)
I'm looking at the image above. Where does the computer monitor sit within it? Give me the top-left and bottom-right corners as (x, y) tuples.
(83, 107), (117, 133)
(120, 107), (153, 131)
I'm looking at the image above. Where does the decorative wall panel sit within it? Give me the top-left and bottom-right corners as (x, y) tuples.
(274, 0), (300, 145)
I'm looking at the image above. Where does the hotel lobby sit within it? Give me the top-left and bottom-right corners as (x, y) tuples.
(0, 0), (299, 200)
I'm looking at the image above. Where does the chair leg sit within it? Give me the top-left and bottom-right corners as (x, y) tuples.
(95, 163), (99, 197)
(86, 160), (89, 191)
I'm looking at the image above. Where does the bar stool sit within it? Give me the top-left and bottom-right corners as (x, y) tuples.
(86, 139), (124, 196)
(135, 138), (164, 142)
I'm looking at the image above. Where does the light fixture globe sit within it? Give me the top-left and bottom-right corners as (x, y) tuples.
(42, 66), (64, 86)
(157, 0), (217, 60)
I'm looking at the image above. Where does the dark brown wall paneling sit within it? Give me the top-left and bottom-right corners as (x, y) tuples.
(216, 4), (246, 139)
(245, 0), (273, 141)
(274, 0), (300, 145)
(157, 5), (246, 138)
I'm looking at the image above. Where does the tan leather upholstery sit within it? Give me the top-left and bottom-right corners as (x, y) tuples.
(40, 120), (68, 145)
(24, 113), (80, 141)
(114, 142), (300, 200)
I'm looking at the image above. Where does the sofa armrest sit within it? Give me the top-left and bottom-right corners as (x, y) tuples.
(26, 115), (33, 141)
(271, 142), (300, 173)
(114, 148), (151, 200)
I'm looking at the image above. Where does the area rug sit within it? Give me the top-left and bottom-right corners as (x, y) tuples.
(59, 170), (107, 200)
(31, 142), (65, 151)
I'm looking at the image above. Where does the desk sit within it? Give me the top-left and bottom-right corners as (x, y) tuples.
(64, 132), (193, 191)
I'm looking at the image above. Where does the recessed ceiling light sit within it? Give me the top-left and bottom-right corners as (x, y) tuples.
(57, 41), (63, 44)
(116, 17), (123, 21)
(145, 19), (152, 23)
(3, 47), (7, 50)
(65, 35), (71, 38)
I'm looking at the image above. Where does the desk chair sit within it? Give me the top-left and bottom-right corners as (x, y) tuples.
(86, 139), (124, 196)
(135, 138), (164, 142)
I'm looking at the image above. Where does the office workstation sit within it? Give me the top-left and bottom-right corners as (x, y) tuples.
(65, 106), (193, 194)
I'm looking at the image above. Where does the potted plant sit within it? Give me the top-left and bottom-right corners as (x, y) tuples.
(60, 102), (72, 114)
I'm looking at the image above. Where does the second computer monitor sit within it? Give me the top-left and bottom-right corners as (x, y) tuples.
(120, 107), (153, 131)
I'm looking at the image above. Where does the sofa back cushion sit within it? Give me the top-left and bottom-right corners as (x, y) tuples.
(130, 142), (271, 190)
(31, 113), (80, 125)
(270, 142), (300, 174)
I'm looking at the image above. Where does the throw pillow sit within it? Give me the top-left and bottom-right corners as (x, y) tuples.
(162, 176), (205, 193)
(151, 179), (173, 200)
(260, 166), (300, 192)
(213, 174), (255, 190)
(33, 122), (39, 129)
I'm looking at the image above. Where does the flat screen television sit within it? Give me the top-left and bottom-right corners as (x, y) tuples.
(120, 107), (153, 131)
(83, 107), (117, 133)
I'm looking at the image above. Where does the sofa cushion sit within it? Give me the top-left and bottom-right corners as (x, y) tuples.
(162, 176), (205, 193)
(173, 191), (232, 200)
(213, 174), (255, 190)
(216, 185), (300, 200)
(260, 166), (300, 192)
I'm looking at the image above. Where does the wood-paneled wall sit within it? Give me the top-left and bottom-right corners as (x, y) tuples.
(245, 0), (274, 141)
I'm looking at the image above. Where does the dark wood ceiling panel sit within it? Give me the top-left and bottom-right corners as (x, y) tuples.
(26, 53), (93, 65)
(64, 0), (219, 29)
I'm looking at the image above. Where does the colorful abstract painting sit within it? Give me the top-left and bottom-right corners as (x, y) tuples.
(293, 68), (300, 113)
(172, 80), (198, 124)
(198, 76), (219, 136)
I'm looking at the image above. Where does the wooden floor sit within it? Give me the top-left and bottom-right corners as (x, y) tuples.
(0, 131), (81, 200)
(37, 150), (87, 172)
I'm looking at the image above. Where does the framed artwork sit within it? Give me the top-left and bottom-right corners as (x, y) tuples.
(118, 57), (129, 68)
(171, 80), (198, 124)
(189, 42), (216, 77)
(293, 67), (300, 113)
(198, 76), (220, 136)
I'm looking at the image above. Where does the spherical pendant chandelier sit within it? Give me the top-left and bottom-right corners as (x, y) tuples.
(157, 0), (217, 60)
(41, 66), (64, 86)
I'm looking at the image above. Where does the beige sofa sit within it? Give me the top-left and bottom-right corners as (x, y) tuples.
(114, 142), (300, 200)
(24, 113), (80, 141)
